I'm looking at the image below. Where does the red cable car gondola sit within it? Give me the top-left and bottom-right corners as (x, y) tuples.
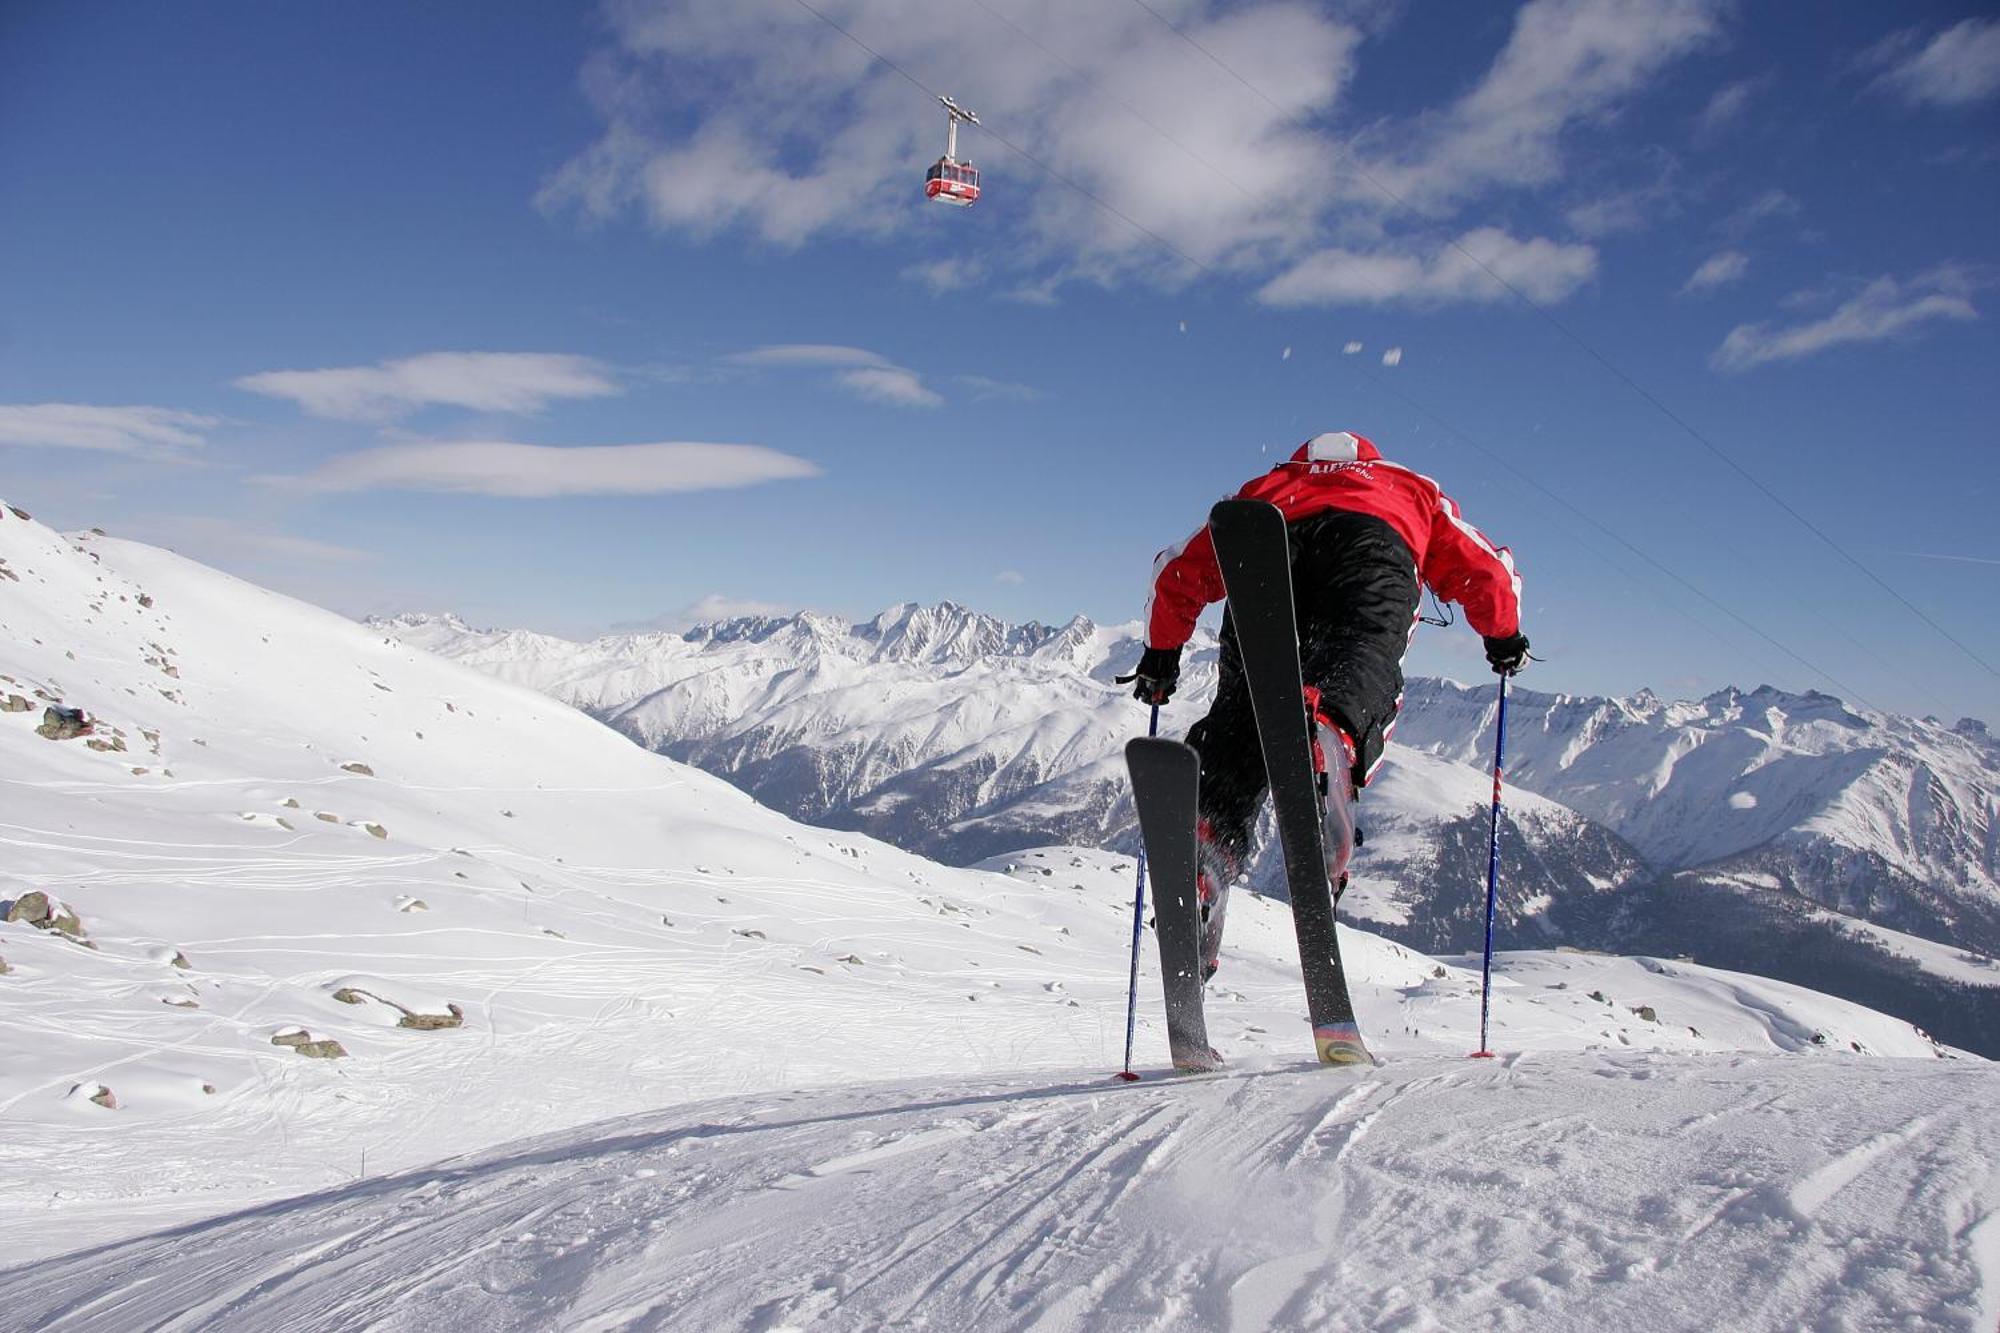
(925, 95), (980, 207)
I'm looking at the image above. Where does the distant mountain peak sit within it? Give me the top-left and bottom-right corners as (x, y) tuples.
(367, 611), (477, 635)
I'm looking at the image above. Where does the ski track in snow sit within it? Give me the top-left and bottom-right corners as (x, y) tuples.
(4, 1055), (1996, 1333)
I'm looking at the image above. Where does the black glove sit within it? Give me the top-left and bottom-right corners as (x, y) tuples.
(1483, 632), (1530, 676)
(1120, 645), (1182, 705)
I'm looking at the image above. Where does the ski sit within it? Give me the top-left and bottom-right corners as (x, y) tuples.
(1124, 736), (1222, 1073)
(1208, 498), (1374, 1066)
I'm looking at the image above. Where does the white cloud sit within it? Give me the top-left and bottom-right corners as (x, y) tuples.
(1868, 18), (2000, 108)
(902, 257), (984, 294)
(606, 594), (796, 633)
(724, 344), (886, 369)
(236, 352), (618, 422)
(1712, 267), (1980, 372)
(993, 570), (1026, 586)
(834, 365), (943, 408)
(681, 593), (790, 622)
(1718, 187), (1800, 240)
(1681, 249), (1749, 294)
(541, 0), (1716, 300)
(124, 515), (374, 565)
(1381, 347), (1404, 367)
(1564, 189), (1655, 239)
(1564, 156), (1681, 238)
(0, 404), (216, 456)
(1361, 0), (1724, 211)
(726, 344), (942, 407)
(276, 441), (821, 496)
(1342, 341), (1364, 355)
(1258, 228), (1598, 308)
(955, 374), (1042, 404)
(1896, 550), (2000, 568)
(540, 1), (1356, 274)
(1696, 79), (1759, 134)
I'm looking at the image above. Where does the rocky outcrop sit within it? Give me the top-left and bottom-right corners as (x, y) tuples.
(330, 986), (464, 1030)
(36, 706), (91, 740)
(5, 890), (86, 941)
(69, 1083), (117, 1110)
(272, 1028), (347, 1059)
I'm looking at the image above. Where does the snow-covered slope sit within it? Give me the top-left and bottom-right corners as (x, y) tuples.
(2, 500), (1982, 1305)
(389, 604), (2000, 1053)
(11, 1051), (1999, 1333)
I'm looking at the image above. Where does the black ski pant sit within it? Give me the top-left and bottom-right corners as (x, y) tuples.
(1185, 509), (1421, 863)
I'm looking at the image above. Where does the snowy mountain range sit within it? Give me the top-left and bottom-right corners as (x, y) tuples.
(5, 505), (1997, 1329)
(383, 603), (2000, 1055)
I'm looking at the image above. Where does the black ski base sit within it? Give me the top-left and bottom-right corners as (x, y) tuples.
(1125, 736), (1223, 1073)
(1208, 498), (1375, 1067)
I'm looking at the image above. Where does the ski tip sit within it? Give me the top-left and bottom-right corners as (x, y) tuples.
(1312, 1022), (1376, 1067)
(1112, 1069), (1143, 1082)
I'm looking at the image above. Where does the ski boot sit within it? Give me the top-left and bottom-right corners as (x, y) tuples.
(1194, 818), (1242, 982)
(1303, 686), (1360, 906)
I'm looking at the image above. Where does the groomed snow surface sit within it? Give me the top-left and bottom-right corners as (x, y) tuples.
(3, 504), (1997, 1330)
(15, 1054), (2000, 1333)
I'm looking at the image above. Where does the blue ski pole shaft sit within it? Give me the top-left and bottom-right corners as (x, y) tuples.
(1475, 676), (1511, 1057)
(1117, 705), (1161, 1079)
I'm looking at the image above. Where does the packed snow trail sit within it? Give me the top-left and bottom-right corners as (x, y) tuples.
(7, 1053), (1995, 1332)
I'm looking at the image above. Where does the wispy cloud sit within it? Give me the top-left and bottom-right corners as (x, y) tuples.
(0, 404), (216, 457)
(1720, 187), (1799, 239)
(1696, 78), (1761, 134)
(1896, 550), (2000, 568)
(274, 441), (821, 497)
(1564, 174), (1679, 239)
(611, 592), (795, 633)
(236, 352), (618, 422)
(902, 258), (984, 295)
(1258, 228), (1597, 308)
(1866, 17), (2000, 108)
(835, 365), (942, 408)
(723, 344), (884, 369)
(1712, 266), (1981, 371)
(541, 1), (1362, 271)
(124, 515), (375, 564)
(1681, 249), (1749, 294)
(680, 593), (791, 622)
(726, 344), (943, 408)
(993, 570), (1025, 586)
(1360, 0), (1724, 211)
(539, 0), (1713, 299)
(956, 375), (1042, 404)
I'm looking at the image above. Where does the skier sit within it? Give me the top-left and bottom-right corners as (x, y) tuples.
(1127, 431), (1528, 977)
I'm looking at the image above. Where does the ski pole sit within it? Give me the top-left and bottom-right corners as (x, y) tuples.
(1472, 675), (1510, 1059)
(1115, 704), (1161, 1082)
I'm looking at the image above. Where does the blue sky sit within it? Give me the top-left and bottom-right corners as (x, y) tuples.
(3, 0), (1997, 722)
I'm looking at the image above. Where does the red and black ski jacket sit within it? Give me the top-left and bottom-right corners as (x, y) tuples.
(1144, 432), (1521, 650)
